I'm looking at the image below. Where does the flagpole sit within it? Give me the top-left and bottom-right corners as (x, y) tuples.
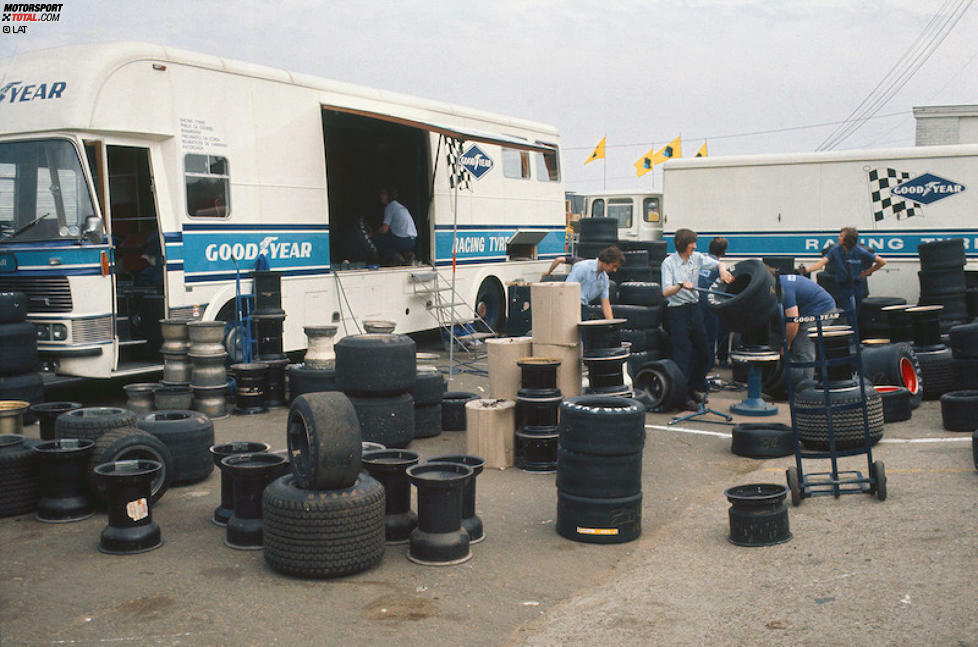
(603, 158), (606, 191)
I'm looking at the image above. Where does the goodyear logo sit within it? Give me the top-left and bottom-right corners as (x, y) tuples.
(0, 80), (66, 103)
(459, 144), (494, 180)
(891, 173), (965, 205)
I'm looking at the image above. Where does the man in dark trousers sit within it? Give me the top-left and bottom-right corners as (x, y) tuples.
(802, 226), (885, 319)
(661, 229), (733, 410)
(778, 272), (838, 385)
(698, 236), (729, 372)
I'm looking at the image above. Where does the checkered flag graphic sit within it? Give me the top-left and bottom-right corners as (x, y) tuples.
(445, 137), (473, 191)
(867, 168), (922, 222)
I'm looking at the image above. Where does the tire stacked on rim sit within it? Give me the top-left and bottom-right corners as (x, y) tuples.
(612, 282), (666, 376)
(265, 392), (385, 578)
(556, 396), (644, 544)
(411, 367), (446, 439)
(580, 319), (630, 397)
(917, 239), (968, 330)
(515, 357), (562, 472)
(335, 334), (416, 449)
(949, 322), (978, 389)
(907, 305), (954, 400)
(289, 326), (340, 404)
(0, 292), (42, 425)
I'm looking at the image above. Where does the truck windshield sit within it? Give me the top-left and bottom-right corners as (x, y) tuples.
(0, 139), (96, 243)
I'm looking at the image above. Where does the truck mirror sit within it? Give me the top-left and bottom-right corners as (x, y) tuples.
(83, 215), (104, 244)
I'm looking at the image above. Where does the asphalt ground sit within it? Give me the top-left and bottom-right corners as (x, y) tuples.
(1, 353), (976, 646)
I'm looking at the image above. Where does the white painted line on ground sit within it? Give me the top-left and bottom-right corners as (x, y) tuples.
(878, 436), (971, 444)
(647, 424), (971, 444)
(646, 424), (730, 438)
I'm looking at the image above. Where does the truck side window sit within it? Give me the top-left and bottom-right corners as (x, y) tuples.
(502, 148), (530, 179)
(185, 154), (230, 218)
(534, 150), (560, 182)
(607, 198), (632, 228)
(0, 163), (13, 229)
(591, 199), (604, 217)
(643, 197), (660, 222)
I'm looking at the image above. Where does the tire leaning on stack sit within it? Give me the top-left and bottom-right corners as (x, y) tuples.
(0, 292), (42, 424)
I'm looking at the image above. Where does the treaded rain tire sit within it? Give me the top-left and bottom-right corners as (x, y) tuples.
(794, 380), (885, 450)
(633, 359), (686, 413)
(0, 292), (27, 323)
(0, 322), (38, 376)
(413, 403), (442, 439)
(335, 334), (416, 396)
(730, 423), (794, 458)
(915, 345), (954, 400)
(558, 396), (645, 456)
(617, 282), (666, 307)
(556, 447), (642, 498)
(348, 393), (414, 448)
(89, 428), (174, 504)
(556, 491), (642, 544)
(287, 364), (337, 404)
(874, 386), (912, 424)
(0, 435), (38, 517)
(56, 407), (138, 443)
(287, 393), (362, 491)
(940, 390), (978, 432)
(708, 258), (778, 334)
(411, 369), (446, 406)
(137, 410), (215, 484)
(262, 473), (385, 579)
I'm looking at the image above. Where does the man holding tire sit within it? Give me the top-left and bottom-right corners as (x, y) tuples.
(777, 272), (838, 385)
(566, 246), (625, 321)
(662, 229), (733, 409)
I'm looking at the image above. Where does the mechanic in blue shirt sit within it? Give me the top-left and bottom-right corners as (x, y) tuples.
(803, 226), (885, 317)
(372, 186), (418, 265)
(566, 246), (624, 322)
(778, 272), (838, 384)
(698, 236), (729, 372)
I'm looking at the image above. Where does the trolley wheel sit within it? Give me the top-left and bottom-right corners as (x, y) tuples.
(786, 466), (802, 507)
(872, 460), (887, 501)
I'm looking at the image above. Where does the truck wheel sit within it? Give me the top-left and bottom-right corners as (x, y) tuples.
(287, 393), (361, 491)
(56, 407), (138, 443)
(137, 410), (215, 485)
(89, 428), (173, 504)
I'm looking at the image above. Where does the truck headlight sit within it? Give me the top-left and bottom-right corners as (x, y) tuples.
(35, 324), (51, 341)
(52, 324), (68, 341)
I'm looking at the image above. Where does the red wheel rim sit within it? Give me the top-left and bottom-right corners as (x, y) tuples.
(899, 357), (919, 394)
(874, 385), (900, 393)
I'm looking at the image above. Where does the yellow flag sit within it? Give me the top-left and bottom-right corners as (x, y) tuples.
(585, 136), (606, 165)
(633, 146), (656, 177)
(695, 141), (708, 158)
(652, 136), (682, 165)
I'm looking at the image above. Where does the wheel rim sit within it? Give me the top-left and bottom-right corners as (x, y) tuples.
(899, 357), (919, 394)
(115, 446), (166, 496)
(286, 410), (311, 482)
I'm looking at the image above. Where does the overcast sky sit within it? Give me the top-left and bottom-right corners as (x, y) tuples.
(2, 0), (977, 193)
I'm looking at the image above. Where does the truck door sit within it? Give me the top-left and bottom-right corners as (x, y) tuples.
(638, 195), (662, 241)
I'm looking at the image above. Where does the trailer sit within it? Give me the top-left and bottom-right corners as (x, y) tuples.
(0, 42), (566, 378)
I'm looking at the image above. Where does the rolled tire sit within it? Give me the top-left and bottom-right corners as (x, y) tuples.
(918, 269), (966, 297)
(626, 350), (663, 380)
(348, 393), (414, 448)
(940, 390), (978, 432)
(335, 334), (416, 396)
(55, 407), (138, 443)
(860, 341), (923, 409)
(287, 364), (337, 404)
(620, 328), (647, 352)
(558, 396), (645, 456)
(556, 491), (642, 544)
(915, 345), (954, 400)
(730, 423), (794, 458)
(617, 282), (665, 307)
(0, 435), (38, 517)
(874, 386), (912, 423)
(89, 428), (174, 504)
(411, 369), (446, 406)
(556, 447), (642, 498)
(0, 292), (27, 323)
(0, 372), (43, 425)
(136, 410), (215, 485)
(794, 380), (885, 449)
(949, 322), (978, 359)
(633, 360), (686, 413)
(952, 358), (978, 389)
(578, 217), (618, 243)
(413, 403), (442, 439)
(442, 392), (476, 431)
(708, 258), (778, 334)
(0, 322), (38, 376)
(611, 304), (662, 329)
(918, 238), (966, 270)
(287, 392), (362, 491)
(262, 473), (385, 579)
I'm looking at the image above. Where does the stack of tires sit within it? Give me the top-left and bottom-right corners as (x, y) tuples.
(265, 391), (385, 578)
(575, 217), (618, 260)
(335, 334), (416, 449)
(411, 367), (446, 440)
(611, 282), (667, 377)
(0, 292), (43, 424)
(858, 297), (907, 340)
(0, 434), (39, 517)
(555, 396), (644, 544)
(918, 239), (968, 331)
(612, 240), (668, 285)
(137, 410), (215, 485)
(907, 306), (954, 400)
(860, 340), (922, 413)
(949, 322), (978, 389)
(287, 364), (338, 404)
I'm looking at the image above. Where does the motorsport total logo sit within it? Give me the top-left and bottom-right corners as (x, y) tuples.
(2, 3), (61, 34)
(891, 172), (966, 205)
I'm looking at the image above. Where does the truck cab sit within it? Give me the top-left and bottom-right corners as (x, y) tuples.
(585, 191), (662, 242)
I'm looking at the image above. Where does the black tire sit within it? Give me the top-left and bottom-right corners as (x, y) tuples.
(872, 460), (887, 501)
(263, 473), (385, 579)
(972, 430), (978, 471)
(622, 250), (649, 268)
(558, 396), (645, 455)
(287, 364), (337, 404)
(617, 282), (666, 307)
(541, 273), (568, 283)
(794, 380), (885, 450)
(858, 296), (906, 340)
(411, 369), (446, 406)
(633, 359), (686, 413)
(0, 435), (38, 517)
(730, 423), (794, 458)
(874, 386), (912, 423)
(920, 293), (969, 324)
(578, 217), (618, 243)
(413, 403), (442, 439)
(760, 358), (790, 402)
(0, 292), (27, 323)
(335, 334), (416, 396)
(442, 392), (476, 431)
(620, 328), (647, 352)
(949, 322), (978, 359)
(645, 327), (667, 352)
(940, 390), (978, 432)
(915, 345), (954, 400)
(860, 341), (923, 409)
(967, 288), (978, 319)
(918, 269), (966, 297)
(0, 372), (43, 425)
(607, 280), (618, 305)
(952, 358), (978, 389)
(576, 241), (608, 260)
(136, 410), (215, 485)
(611, 304), (662, 329)
(613, 267), (656, 284)
(348, 393), (414, 448)
(626, 350), (663, 380)
(287, 393), (361, 491)
(918, 238), (966, 270)
(56, 407), (138, 443)
(556, 447), (642, 498)
(786, 466), (802, 506)
(0, 322), (38, 376)
(708, 259), (779, 334)
(89, 428), (174, 504)
(556, 491), (642, 544)
(475, 277), (506, 333)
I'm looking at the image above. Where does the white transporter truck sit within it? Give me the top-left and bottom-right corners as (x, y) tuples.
(0, 42), (566, 378)
(661, 144), (978, 303)
(584, 191), (663, 242)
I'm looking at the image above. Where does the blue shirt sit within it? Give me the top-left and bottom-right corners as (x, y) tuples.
(698, 254), (720, 304)
(383, 200), (418, 238)
(661, 251), (718, 306)
(826, 244), (875, 297)
(780, 274), (835, 316)
(566, 258), (609, 305)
